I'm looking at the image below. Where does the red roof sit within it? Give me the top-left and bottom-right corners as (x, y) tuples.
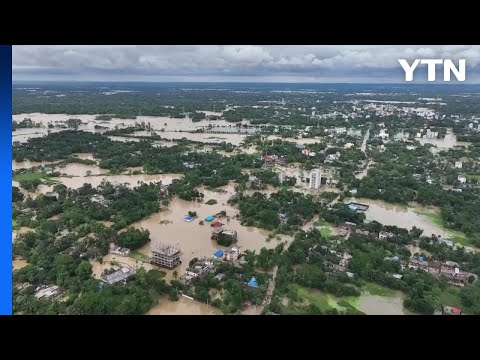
(452, 307), (461, 314)
(212, 221), (223, 228)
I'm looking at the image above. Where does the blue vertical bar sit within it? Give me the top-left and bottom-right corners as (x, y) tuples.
(0, 45), (12, 315)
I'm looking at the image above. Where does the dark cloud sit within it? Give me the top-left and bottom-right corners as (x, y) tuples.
(12, 45), (480, 83)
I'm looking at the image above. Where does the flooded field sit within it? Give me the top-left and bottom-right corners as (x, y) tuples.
(12, 258), (28, 271)
(12, 128), (63, 143)
(12, 159), (56, 170)
(55, 163), (107, 177)
(54, 173), (183, 189)
(417, 130), (471, 149)
(13, 113), (240, 135)
(12, 180), (53, 199)
(147, 296), (222, 315)
(349, 198), (450, 238)
(358, 293), (413, 315)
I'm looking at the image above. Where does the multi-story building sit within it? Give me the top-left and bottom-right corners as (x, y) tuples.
(309, 169), (321, 190)
(150, 242), (182, 269)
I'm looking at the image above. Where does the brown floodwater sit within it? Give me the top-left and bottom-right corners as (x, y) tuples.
(12, 258), (28, 271)
(55, 163), (108, 177)
(417, 130), (471, 149)
(133, 183), (278, 276)
(74, 153), (96, 161)
(147, 296), (222, 315)
(358, 292), (414, 315)
(12, 180), (52, 199)
(12, 159), (57, 171)
(349, 198), (450, 238)
(55, 173), (183, 189)
(90, 253), (154, 279)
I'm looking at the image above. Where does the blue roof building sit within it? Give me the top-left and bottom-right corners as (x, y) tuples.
(213, 249), (224, 258)
(247, 277), (259, 288)
(348, 204), (359, 211)
(205, 215), (214, 222)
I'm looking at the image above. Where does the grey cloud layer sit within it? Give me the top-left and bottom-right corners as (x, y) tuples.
(12, 45), (480, 82)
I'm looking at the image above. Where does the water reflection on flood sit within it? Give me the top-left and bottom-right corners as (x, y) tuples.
(147, 296), (222, 315)
(417, 130), (471, 149)
(55, 173), (183, 189)
(12, 258), (28, 271)
(55, 163), (108, 177)
(358, 292), (414, 315)
(350, 198), (449, 238)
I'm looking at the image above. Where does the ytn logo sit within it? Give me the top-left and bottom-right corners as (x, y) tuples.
(398, 59), (466, 82)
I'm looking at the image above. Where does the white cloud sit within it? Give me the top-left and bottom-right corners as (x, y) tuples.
(12, 45), (480, 82)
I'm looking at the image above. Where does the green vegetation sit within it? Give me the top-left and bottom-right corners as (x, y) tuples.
(320, 227), (333, 239)
(236, 190), (320, 232)
(205, 199), (217, 205)
(361, 281), (396, 297)
(13, 172), (49, 182)
(12, 118), (42, 130)
(95, 115), (113, 121)
(283, 284), (364, 315)
(117, 227), (150, 250)
(12, 187), (24, 203)
(416, 209), (471, 245)
(182, 261), (269, 314)
(129, 250), (150, 263)
(439, 286), (462, 308)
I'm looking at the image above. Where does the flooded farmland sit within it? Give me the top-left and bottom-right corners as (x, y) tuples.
(12, 258), (28, 271)
(54, 173), (183, 190)
(349, 198), (450, 238)
(358, 292), (414, 315)
(147, 296), (222, 315)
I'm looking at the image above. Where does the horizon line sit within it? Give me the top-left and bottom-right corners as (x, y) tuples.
(12, 80), (480, 85)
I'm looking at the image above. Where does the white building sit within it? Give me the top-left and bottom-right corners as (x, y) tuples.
(458, 175), (467, 184)
(279, 171), (286, 184)
(309, 169), (321, 190)
(378, 129), (389, 140)
(425, 129), (438, 139)
(455, 161), (463, 169)
(224, 246), (242, 262)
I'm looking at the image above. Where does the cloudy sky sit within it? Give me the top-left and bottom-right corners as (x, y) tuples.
(12, 45), (480, 83)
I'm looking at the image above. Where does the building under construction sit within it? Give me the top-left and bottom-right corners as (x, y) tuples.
(211, 228), (238, 241)
(150, 242), (182, 269)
